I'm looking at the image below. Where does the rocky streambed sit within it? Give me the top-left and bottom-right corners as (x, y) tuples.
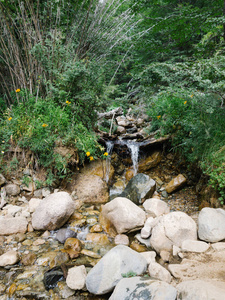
(0, 107), (225, 299)
(0, 165), (225, 299)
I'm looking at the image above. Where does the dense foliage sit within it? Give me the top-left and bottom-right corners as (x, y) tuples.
(0, 0), (225, 203)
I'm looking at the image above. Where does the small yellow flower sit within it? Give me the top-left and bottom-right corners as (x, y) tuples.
(2, 141), (5, 143)
(103, 152), (108, 156)
(8, 117), (12, 121)
(184, 101), (187, 104)
(15, 89), (21, 93)
(86, 151), (91, 157)
(190, 94), (194, 98)
(66, 100), (71, 105)
(157, 115), (161, 119)
(42, 123), (48, 127)
(89, 156), (94, 161)
(1, 151), (4, 154)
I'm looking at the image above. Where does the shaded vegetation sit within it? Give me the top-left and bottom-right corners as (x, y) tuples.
(0, 0), (225, 204)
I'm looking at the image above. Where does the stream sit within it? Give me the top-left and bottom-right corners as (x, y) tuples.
(0, 140), (200, 299)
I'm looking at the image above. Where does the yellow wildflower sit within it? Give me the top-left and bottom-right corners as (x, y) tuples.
(42, 123), (48, 127)
(86, 151), (91, 157)
(103, 152), (108, 156)
(66, 100), (71, 105)
(184, 101), (187, 104)
(1, 151), (4, 154)
(89, 156), (94, 161)
(15, 89), (21, 93)
(190, 94), (194, 98)
(157, 115), (161, 119)
(8, 117), (12, 121)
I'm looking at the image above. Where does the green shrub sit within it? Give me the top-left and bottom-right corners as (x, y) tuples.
(0, 92), (101, 183)
(146, 91), (225, 204)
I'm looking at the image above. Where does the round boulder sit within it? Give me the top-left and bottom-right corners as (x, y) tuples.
(32, 192), (75, 231)
(198, 207), (225, 242)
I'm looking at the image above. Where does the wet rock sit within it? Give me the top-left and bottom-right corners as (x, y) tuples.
(15, 233), (26, 242)
(80, 159), (115, 183)
(57, 281), (75, 298)
(86, 245), (148, 295)
(90, 224), (103, 233)
(66, 265), (87, 290)
(138, 151), (162, 172)
(176, 280), (225, 300)
(109, 277), (177, 300)
(0, 250), (19, 266)
(130, 241), (148, 252)
(124, 169), (134, 182)
(114, 234), (129, 246)
(101, 197), (146, 234)
(80, 249), (101, 259)
(71, 175), (109, 204)
(21, 252), (37, 266)
(149, 262), (172, 283)
(120, 174), (156, 205)
(63, 238), (82, 259)
(5, 184), (20, 196)
(198, 207), (225, 242)
(165, 174), (187, 193)
(36, 251), (58, 266)
(56, 228), (77, 244)
(49, 252), (70, 268)
(32, 192), (75, 231)
(0, 216), (28, 235)
(43, 267), (64, 290)
(150, 212), (197, 253)
(143, 198), (170, 217)
(181, 240), (209, 253)
(0, 174), (6, 186)
(99, 210), (117, 238)
(86, 233), (110, 245)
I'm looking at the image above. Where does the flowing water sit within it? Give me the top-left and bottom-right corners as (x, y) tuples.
(105, 141), (114, 183)
(126, 141), (140, 175)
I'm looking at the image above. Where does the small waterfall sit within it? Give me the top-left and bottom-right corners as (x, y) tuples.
(126, 141), (140, 175)
(105, 140), (114, 183)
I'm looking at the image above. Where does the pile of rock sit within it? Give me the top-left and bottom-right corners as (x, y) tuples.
(0, 170), (225, 299)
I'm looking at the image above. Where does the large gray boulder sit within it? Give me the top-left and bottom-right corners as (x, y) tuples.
(32, 192), (75, 230)
(72, 174), (109, 203)
(109, 276), (177, 300)
(150, 212), (197, 253)
(119, 173), (156, 205)
(198, 207), (225, 242)
(176, 280), (225, 300)
(101, 197), (146, 234)
(0, 216), (28, 235)
(85, 245), (148, 295)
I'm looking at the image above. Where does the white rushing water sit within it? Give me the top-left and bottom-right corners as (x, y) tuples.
(105, 140), (114, 183)
(126, 140), (140, 176)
